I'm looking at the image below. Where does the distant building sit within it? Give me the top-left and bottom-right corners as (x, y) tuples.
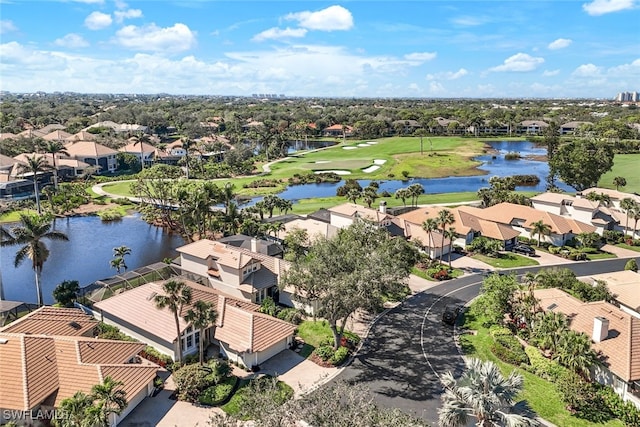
(616, 91), (639, 102)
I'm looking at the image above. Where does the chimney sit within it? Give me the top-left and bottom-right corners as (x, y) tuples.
(250, 238), (258, 253)
(592, 316), (609, 343)
(379, 200), (387, 214)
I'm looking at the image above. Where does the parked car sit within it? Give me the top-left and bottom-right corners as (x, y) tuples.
(512, 244), (536, 256)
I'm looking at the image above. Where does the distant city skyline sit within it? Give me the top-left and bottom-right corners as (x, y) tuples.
(1, 1), (639, 98)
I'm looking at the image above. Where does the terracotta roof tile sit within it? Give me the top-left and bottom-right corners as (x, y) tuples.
(582, 271), (640, 312)
(178, 240), (255, 269)
(1, 306), (98, 337)
(64, 140), (118, 157)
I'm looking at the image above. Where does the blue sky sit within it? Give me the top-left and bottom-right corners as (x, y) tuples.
(1, 0), (638, 98)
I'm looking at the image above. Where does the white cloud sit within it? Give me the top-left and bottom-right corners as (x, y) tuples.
(285, 5), (354, 31)
(54, 33), (89, 48)
(71, 0), (104, 3)
(85, 11), (112, 30)
(542, 69), (560, 76)
(490, 53), (544, 72)
(404, 52), (437, 62)
(582, 0), (635, 15)
(427, 68), (468, 80)
(252, 27), (308, 42)
(572, 63), (602, 76)
(428, 81), (446, 94)
(548, 38), (572, 50)
(115, 23), (196, 53)
(451, 15), (489, 26)
(0, 20), (17, 35)
(114, 9), (143, 24)
(607, 58), (640, 76)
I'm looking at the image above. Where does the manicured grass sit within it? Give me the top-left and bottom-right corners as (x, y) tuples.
(300, 158), (373, 171)
(101, 181), (136, 197)
(598, 153), (640, 194)
(617, 243), (640, 252)
(472, 252), (539, 268)
(411, 266), (464, 281)
(461, 311), (624, 427)
(0, 209), (34, 223)
(585, 251), (617, 260)
(295, 320), (359, 359)
(221, 376), (293, 418)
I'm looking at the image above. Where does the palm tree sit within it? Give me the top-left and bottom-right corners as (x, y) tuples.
(221, 182), (236, 216)
(154, 280), (192, 363)
(1, 213), (69, 306)
(407, 183), (425, 207)
(18, 154), (52, 214)
(182, 138), (195, 179)
(437, 209), (455, 263)
(531, 311), (567, 355)
(620, 198), (637, 236)
(529, 220), (551, 247)
(54, 391), (93, 427)
(43, 140), (70, 190)
(613, 176), (627, 191)
(110, 257), (125, 274)
(631, 203), (640, 239)
(113, 245), (131, 272)
(91, 376), (128, 427)
(133, 135), (151, 170)
(439, 358), (538, 427)
(394, 188), (409, 207)
(445, 227), (457, 268)
(421, 218), (439, 260)
(184, 300), (218, 365)
(554, 330), (598, 378)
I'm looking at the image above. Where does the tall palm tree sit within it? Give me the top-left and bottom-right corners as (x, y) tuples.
(612, 176), (627, 191)
(394, 188), (409, 207)
(18, 154), (52, 214)
(184, 300), (218, 365)
(421, 218), (439, 260)
(445, 227), (457, 268)
(631, 203), (640, 239)
(407, 183), (424, 207)
(1, 213), (69, 306)
(110, 257), (125, 274)
(54, 391), (93, 427)
(133, 135), (152, 170)
(43, 140), (69, 190)
(221, 182), (236, 216)
(154, 280), (192, 363)
(620, 198), (637, 236)
(90, 376), (128, 427)
(437, 209), (455, 263)
(439, 358), (537, 427)
(182, 138), (195, 179)
(113, 245), (131, 272)
(530, 220), (551, 247)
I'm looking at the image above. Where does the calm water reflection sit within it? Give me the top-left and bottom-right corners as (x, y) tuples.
(1, 213), (184, 304)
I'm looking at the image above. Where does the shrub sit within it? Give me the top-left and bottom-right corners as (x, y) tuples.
(603, 230), (625, 244)
(598, 386), (640, 426)
(489, 326), (513, 337)
(625, 259), (638, 272)
(173, 364), (214, 402)
(490, 335), (529, 366)
(97, 209), (123, 221)
(331, 346), (349, 365)
(198, 377), (237, 406)
(314, 345), (335, 361)
(523, 346), (568, 382)
(52, 280), (80, 307)
(548, 246), (561, 254)
(277, 308), (303, 325)
(556, 371), (612, 423)
(432, 269), (451, 281)
(96, 323), (136, 341)
(140, 346), (173, 368)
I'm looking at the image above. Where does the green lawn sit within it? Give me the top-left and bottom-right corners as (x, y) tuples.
(617, 243), (640, 252)
(0, 209), (35, 223)
(295, 320), (359, 358)
(461, 311), (624, 427)
(598, 153), (640, 193)
(585, 251), (617, 260)
(472, 253), (539, 268)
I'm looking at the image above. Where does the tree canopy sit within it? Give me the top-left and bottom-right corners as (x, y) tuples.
(549, 139), (614, 191)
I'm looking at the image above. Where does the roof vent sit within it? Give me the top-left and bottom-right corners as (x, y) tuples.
(547, 303), (557, 310)
(0, 338), (8, 344)
(69, 321), (81, 330)
(146, 292), (157, 301)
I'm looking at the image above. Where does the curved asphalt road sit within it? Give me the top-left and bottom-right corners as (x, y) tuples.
(333, 257), (636, 425)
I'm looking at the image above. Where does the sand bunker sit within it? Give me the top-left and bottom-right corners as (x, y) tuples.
(342, 146), (358, 150)
(315, 170), (351, 175)
(362, 165), (380, 173)
(314, 160), (331, 164)
(373, 159), (386, 165)
(366, 141), (378, 144)
(357, 143), (371, 147)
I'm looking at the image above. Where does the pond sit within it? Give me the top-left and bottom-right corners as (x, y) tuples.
(275, 140), (572, 201)
(0, 213), (185, 305)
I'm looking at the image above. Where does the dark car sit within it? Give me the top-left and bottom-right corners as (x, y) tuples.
(442, 304), (463, 325)
(512, 244), (536, 256)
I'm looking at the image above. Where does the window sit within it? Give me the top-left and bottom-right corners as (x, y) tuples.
(195, 331), (200, 346)
(186, 326), (192, 334)
(186, 335), (193, 349)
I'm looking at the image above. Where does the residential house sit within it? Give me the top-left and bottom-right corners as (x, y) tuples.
(119, 141), (162, 167)
(0, 307), (159, 426)
(93, 280), (296, 367)
(281, 218), (339, 242)
(13, 153), (91, 181)
(38, 124), (66, 134)
(66, 130), (97, 142)
(534, 288), (640, 409)
(582, 187), (640, 210)
(322, 124), (353, 137)
(392, 120), (422, 135)
(42, 130), (72, 141)
(560, 121), (592, 135)
(580, 271), (640, 319)
(459, 203), (596, 246)
(531, 192), (619, 235)
(217, 234), (285, 258)
(0, 154), (32, 199)
(519, 120), (549, 135)
(176, 239), (288, 304)
(64, 140), (118, 174)
(18, 129), (47, 139)
(327, 202), (395, 229)
(84, 121), (148, 134)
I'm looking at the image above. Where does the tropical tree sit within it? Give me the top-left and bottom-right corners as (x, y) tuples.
(181, 138), (195, 179)
(54, 391), (93, 427)
(530, 311), (568, 355)
(346, 188), (361, 204)
(113, 245), (131, 272)
(90, 376), (128, 427)
(438, 358), (538, 427)
(529, 220), (551, 247)
(445, 227), (457, 267)
(395, 188), (409, 207)
(407, 183), (424, 207)
(437, 209), (455, 262)
(43, 140), (69, 190)
(184, 300), (218, 365)
(575, 232), (601, 249)
(110, 257), (125, 274)
(1, 213), (69, 306)
(554, 330), (598, 378)
(18, 154), (52, 214)
(421, 218), (439, 259)
(549, 139), (614, 191)
(613, 176), (627, 191)
(154, 280), (193, 363)
(620, 198), (638, 236)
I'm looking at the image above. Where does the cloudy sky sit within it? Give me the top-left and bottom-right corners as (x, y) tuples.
(1, 0), (639, 98)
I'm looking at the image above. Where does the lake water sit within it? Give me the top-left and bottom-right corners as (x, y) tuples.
(274, 140), (571, 201)
(0, 213), (185, 304)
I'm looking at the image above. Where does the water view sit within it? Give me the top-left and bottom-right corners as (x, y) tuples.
(1, 213), (185, 305)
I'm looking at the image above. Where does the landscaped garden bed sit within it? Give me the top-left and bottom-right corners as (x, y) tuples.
(295, 320), (360, 366)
